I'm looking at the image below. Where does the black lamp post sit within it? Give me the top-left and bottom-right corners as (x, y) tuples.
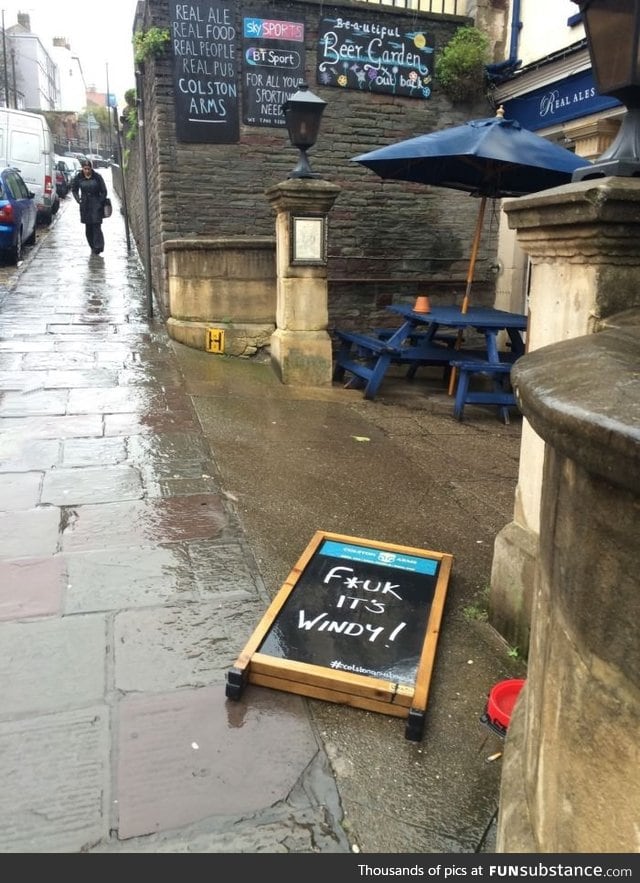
(282, 83), (327, 178)
(572, 0), (640, 179)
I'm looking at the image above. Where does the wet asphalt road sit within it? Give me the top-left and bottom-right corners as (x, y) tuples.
(0, 174), (526, 853)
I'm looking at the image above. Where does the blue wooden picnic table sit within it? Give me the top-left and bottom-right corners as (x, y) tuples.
(332, 303), (528, 421)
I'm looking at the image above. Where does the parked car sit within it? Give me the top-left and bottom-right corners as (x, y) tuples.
(85, 152), (107, 168)
(54, 156), (72, 198)
(54, 166), (67, 198)
(0, 166), (37, 264)
(64, 151), (87, 168)
(64, 155), (82, 178)
(0, 108), (56, 225)
(62, 155), (82, 187)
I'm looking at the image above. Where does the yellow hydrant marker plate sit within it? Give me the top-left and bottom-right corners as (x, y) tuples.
(206, 328), (225, 353)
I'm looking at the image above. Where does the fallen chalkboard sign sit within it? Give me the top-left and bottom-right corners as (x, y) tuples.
(225, 530), (453, 741)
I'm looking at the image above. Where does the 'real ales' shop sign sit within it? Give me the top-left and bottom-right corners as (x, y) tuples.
(316, 14), (434, 99)
(170, 1), (239, 143)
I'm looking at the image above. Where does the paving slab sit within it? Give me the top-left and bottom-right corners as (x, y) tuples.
(41, 464), (143, 505)
(0, 706), (110, 853)
(64, 545), (194, 613)
(0, 556), (66, 620)
(0, 614), (106, 715)
(116, 686), (322, 839)
(0, 507), (60, 558)
(0, 470), (43, 509)
(114, 598), (266, 691)
(60, 494), (231, 552)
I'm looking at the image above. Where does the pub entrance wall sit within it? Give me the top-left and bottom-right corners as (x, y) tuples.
(122, 0), (501, 351)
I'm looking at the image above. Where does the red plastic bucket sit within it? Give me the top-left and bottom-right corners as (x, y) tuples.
(484, 678), (526, 734)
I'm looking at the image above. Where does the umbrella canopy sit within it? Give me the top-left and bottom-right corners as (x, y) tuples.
(352, 108), (591, 394)
(352, 111), (588, 198)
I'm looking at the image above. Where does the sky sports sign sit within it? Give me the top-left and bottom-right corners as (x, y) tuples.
(242, 15), (305, 127)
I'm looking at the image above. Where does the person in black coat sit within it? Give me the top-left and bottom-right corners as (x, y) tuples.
(71, 159), (108, 254)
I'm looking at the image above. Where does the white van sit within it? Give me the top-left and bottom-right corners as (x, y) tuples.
(0, 108), (57, 224)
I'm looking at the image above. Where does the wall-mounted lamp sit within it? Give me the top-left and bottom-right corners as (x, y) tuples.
(282, 83), (327, 179)
(572, 0), (640, 179)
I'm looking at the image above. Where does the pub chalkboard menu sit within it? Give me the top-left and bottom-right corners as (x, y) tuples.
(226, 531), (453, 741)
(242, 14), (306, 127)
(316, 15), (434, 99)
(170, 0), (240, 143)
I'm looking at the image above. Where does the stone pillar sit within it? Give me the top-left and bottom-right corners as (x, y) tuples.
(265, 178), (340, 386)
(497, 313), (640, 852)
(492, 120), (619, 325)
(490, 178), (640, 653)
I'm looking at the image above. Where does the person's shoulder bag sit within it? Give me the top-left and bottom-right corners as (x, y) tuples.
(102, 197), (112, 219)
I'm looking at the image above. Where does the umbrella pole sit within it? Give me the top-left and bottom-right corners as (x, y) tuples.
(448, 196), (487, 396)
(461, 196), (487, 314)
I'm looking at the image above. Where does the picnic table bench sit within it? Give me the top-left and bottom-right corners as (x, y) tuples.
(332, 304), (528, 419)
(450, 359), (518, 424)
(332, 329), (486, 399)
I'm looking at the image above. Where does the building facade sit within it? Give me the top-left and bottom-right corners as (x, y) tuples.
(490, 0), (622, 318)
(49, 37), (87, 113)
(4, 13), (87, 113)
(7, 15), (59, 110)
(123, 0), (504, 326)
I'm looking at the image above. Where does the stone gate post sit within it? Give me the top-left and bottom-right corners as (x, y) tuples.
(265, 177), (341, 386)
(489, 178), (640, 652)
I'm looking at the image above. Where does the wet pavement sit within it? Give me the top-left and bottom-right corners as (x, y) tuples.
(0, 173), (526, 853)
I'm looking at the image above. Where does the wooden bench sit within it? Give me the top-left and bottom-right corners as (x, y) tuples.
(450, 359), (519, 423)
(333, 330), (459, 399)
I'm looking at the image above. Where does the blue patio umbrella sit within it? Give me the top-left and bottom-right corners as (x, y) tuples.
(352, 107), (589, 313)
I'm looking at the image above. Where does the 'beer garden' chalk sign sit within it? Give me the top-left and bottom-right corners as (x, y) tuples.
(170, 0), (239, 143)
(226, 531), (453, 741)
(242, 15), (306, 127)
(316, 15), (434, 99)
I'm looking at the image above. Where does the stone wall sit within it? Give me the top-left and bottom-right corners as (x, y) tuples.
(164, 237), (277, 355)
(122, 0), (500, 336)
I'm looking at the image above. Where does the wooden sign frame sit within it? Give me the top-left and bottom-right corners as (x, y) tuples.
(226, 531), (453, 741)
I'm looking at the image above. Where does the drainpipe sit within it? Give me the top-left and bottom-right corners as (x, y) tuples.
(135, 65), (153, 320)
(2, 11), (9, 107)
(486, 0), (522, 83)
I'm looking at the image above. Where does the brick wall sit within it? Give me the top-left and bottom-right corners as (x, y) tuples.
(122, 0), (500, 335)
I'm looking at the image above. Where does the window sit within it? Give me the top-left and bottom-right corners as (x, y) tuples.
(5, 170), (30, 199)
(10, 130), (40, 164)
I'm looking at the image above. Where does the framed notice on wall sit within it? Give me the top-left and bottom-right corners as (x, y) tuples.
(226, 531), (453, 741)
(170, 0), (240, 143)
(291, 215), (327, 265)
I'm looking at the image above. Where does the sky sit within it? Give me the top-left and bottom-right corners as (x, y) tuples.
(2, 0), (140, 109)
